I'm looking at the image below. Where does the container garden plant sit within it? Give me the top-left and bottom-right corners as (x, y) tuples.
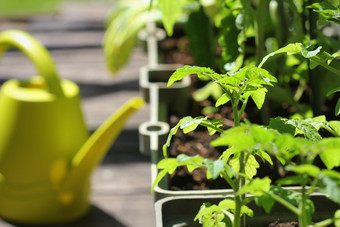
(151, 42), (340, 226)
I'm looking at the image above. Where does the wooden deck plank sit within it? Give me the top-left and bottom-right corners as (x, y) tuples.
(0, 1), (155, 227)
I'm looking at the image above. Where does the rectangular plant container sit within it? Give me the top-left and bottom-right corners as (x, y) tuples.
(155, 194), (339, 227)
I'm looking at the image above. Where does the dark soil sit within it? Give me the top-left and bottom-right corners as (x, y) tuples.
(267, 220), (334, 227)
(158, 26), (338, 191)
(268, 221), (299, 227)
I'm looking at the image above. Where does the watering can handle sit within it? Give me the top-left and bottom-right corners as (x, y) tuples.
(0, 30), (64, 97)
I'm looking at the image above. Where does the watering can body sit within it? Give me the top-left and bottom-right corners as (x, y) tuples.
(0, 30), (145, 225)
(0, 78), (90, 224)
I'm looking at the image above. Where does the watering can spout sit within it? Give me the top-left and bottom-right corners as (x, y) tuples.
(61, 97), (145, 193)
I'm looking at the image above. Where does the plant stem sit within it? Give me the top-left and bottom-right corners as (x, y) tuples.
(233, 95), (240, 127)
(233, 193), (242, 227)
(311, 57), (340, 77)
(238, 99), (248, 122)
(254, 0), (268, 65)
(221, 171), (236, 190)
(312, 218), (336, 227)
(266, 191), (299, 215)
(298, 185), (310, 227)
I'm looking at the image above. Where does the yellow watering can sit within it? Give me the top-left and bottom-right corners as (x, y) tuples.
(0, 30), (145, 225)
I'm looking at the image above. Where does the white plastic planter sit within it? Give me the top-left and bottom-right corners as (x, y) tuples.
(155, 194), (339, 227)
(139, 64), (191, 122)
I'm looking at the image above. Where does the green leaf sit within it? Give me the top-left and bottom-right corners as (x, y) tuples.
(269, 117), (323, 142)
(156, 158), (179, 174)
(193, 82), (223, 102)
(158, 0), (184, 36)
(151, 169), (167, 193)
(216, 93), (231, 107)
(318, 176), (340, 203)
(268, 117), (296, 135)
(218, 199), (253, 217)
(259, 43), (302, 68)
(219, 13), (241, 72)
(301, 45), (322, 58)
(205, 159), (226, 180)
(336, 99), (340, 116)
(335, 210), (340, 227)
(322, 169), (340, 180)
(180, 116), (206, 133)
(230, 154), (259, 179)
(329, 121), (340, 136)
(290, 120), (322, 142)
(319, 138), (340, 169)
(255, 193), (275, 214)
(286, 164), (320, 177)
(326, 86), (340, 96)
(251, 125), (276, 144)
(256, 150), (273, 165)
(277, 175), (309, 185)
(177, 154), (204, 172)
(195, 201), (233, 226)
(239, 177), (271, 196)
(168, 65), (215, 87)
(185, 6), (215, 67)
(103, 4), (152, 74)
(250, 88), (267, 109)
(195, 203), (220, 221)
(163, 118), (183, 158)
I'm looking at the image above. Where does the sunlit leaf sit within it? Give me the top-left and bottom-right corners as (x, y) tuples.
(158, 0), (184, 36)
(205, 159), (226, 180)
(239, 177), (271, 196)
(335, 209), (340, 227)
(286, 164), (320, 177)
(216, 93), (231, 107)
(318, 176), (340, 203)
(168, 65), (215, 87)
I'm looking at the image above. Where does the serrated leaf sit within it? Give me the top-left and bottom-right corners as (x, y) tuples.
(251, 125), (277, 146)
(335, 209), (340, 227)
(205, 159), (225, 180)
(151, 169), (167, 193)
(216, 93), (231, 107)
(301, 45), (322, 58)
(186, 6), (215, 67)
(168, 65), (214, 87)
(319, 138), (340, 169)
(329, 121), (340, 136)
(193, 82), (223, 102)
(176, 154), (204, 173)
(259, 43), (302, 68)
(256, 150), (273, 165)
(230, 154), (259, 179)
(180, 116), (206, 133)
(250, 88), (267, 109)
(195, 203), (220, 221)
(318, 176), (340, 203)
(219, 13), (241, 72)
(255, 193), (275, 214)
(158, 0), (184, 36)
(268, 117), (296, 135)
(239, 177), (271, 196)
(275, 118), (323, 142)
(277, 175), (309, 185)
(322, 169), (340, 179)
(286, 164), (320, 177)
(156, 158), (179, 174)
(163, 118), (183, 158)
